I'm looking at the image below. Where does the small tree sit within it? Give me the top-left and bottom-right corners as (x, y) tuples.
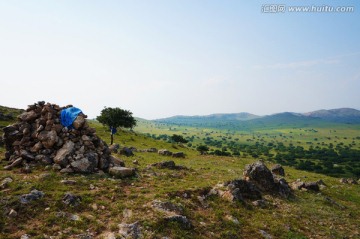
(97, 107), (136, 145)
(170, 134), (188, 143)
(196, 145), (209, 155)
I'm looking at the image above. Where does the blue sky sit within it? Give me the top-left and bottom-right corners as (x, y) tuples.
(0, 0), (359, 119)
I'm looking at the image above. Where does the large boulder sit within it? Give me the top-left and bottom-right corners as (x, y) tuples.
(243, 161), (276, 191)
(226, 179), (262, 201)
(243, 161), (291, 198)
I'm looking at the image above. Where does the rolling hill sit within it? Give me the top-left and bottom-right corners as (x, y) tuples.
(154, 108), (360, 130)
(303, 108), (360, 124)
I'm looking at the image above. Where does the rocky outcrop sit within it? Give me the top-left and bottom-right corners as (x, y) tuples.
(2, 101), (113, 173)
(210, 161), (292, 204)
(243, 161), (291, 198)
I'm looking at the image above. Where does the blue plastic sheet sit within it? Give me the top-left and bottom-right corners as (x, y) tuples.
(60, 107), (82, 127)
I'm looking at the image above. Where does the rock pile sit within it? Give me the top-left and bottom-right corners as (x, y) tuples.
(2, 101), (113, 173)
(243, 161), (291, 198)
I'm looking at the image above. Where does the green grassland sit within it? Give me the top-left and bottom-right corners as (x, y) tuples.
(135, 118), (360, 178)
(0, 119), (360, 238)
(136, 118), (360, 150)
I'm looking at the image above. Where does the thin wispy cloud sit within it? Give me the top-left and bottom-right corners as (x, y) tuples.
(253, 51), (360, 70)
(253, 58), (339, 70)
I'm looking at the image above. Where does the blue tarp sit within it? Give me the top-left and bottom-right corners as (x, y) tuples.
(110, 126), (117, 134)
(60, 107), (82, 127)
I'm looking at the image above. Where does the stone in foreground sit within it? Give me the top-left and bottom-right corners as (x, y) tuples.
(109, 166), (136, 178)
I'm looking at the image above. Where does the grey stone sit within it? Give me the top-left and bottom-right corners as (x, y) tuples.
(172, 152), (185, 158)
(226, 179), (262, 200)
(259, 230), (272, 239)
(243, 161), (276, 191)
(35, 154), (53, 165)
(291, 180), (320, 191)
(151, 160), (187, 170)
(71, 158), (92, 173)
(18, 111), (38, 121)
(304, 182), (320, 191)
(62, 192), (81, 206)
(158, 149), (173, 156)
(20, 189), (45, 204)
(164, 215), (192, 229)
(30, 141), (43, 153)
(0, 177), (13, 189)
(73, 115), (85, 129)
(118, 221), (141, 239)
(152, 200), (184, 214)
(120, 147), (134, 157)
(54, 141), (74, 165)
(252, 200), (267, 208)
(276, 178), (291, 198)
(290, 179), (305, 190)
(109, 155), (125, 167)
(20, 234), (31, 239)
(61, 180), (77, 185)
(37, 130), (58, 149)
(4, 157), (23, 170)
(52, 164), (62, 171)
(8, 209), (18, 217)
(109, 167), (135, 178)
(60, 167), (74, 173)
(108, 143), (120, 153)
(20, 150), (35, 161)
(271, 164), (285, 176)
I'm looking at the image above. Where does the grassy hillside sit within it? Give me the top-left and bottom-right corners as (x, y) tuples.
(1, 119), (360, 238)
(0, 106), (24, 128)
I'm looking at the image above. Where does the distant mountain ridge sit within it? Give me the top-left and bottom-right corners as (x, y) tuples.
(303, 108), (360, 124)
(155, 108), (360, 129)
(161, 112), (260, 121)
